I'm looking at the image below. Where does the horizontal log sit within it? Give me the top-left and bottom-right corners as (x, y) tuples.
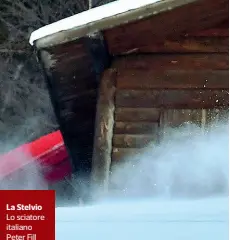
(189, 20), (229, 37)
(159, 108), (229, 130)
(116, 90), (229, 109)
(203, 109), (229, 125)
(132, 37), (229, 53)
(188, 28), (228, 37)
(117, 70), (229, 90)
(113, 134), (157, 148)
(112, 148), (147, 162)
(113, 54), (229, 70)
(115, 108), (161, 122)
(105, 0), (228, 55)
(114, 122), (159, 134)
(159, 109), (205, 128)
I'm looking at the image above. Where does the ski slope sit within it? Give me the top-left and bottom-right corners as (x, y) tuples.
(56, 197), (228, 240)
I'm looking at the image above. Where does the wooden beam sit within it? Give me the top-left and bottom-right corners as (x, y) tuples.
(159, 108), (229, 132)
(91, 68), (117, 200)
(117, 70), (229, 90)
(115, 108), (161, 122)
(159, 109), (205, 128)
(205, 109), (229, 124)
(133, 37), (229, 53)
(113, 134), (157, 148)
(116, 90), (229, 109)
(112, 148), (146, 162)
(113, 54), (229, 71)
(59, 90), (97, 112)
(114, 122), (159, 134)
(189, 21), (229, 36)
(188, 29), (229, 37)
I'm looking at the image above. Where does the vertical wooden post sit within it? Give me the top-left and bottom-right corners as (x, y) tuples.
(91, 68), (117, 200)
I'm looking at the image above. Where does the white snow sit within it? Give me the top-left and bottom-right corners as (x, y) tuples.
(56, 122), (229, 240)
(29, 0), (159, 45)
(56, 197), (228, 240)
(40, 50), (57, 70)
(29, 0), (195, 48)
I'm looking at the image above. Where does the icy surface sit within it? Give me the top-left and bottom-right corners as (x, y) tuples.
(56, 197), (228, 240)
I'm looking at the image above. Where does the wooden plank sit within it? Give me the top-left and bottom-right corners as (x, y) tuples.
(90, 69), (117, 199)
(206, 109), (229, 124)
(113, 134), (157, 148)
(116, 90), (229, 109)
(117, 70), (229, 90)
(59, 90), (97, 111)
(105, 0), (228, 55)
(112, 148), (146, 162)
(189, 29), (229, 37)
(188, 20), (229, 36)
(115, 108), (161, 122)
(130, 37), (229, 53)
(158, 109), (209, 141)
(113, 54), (229, 70)
(159, 108), (229, 138)
(159, 109), (205, 128)
(114, 122), (159, 134)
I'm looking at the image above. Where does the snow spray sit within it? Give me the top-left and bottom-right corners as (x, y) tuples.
(107, 121), (229, 200)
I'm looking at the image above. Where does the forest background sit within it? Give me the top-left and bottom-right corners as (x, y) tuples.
(0, 0), (114, 152)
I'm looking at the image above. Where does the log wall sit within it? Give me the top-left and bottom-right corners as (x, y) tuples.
(111, 27), (229, 166)
(92, 24), (229, 196)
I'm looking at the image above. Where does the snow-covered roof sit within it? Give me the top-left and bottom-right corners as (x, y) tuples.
(29, 0), (196, 49)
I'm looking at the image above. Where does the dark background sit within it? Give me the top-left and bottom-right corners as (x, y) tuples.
(0, 0), (115, 152)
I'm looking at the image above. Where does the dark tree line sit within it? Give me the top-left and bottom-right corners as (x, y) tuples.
(0, 0), (114, 152)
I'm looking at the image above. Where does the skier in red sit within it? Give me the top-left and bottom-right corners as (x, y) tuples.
(0, 130), (72, 186)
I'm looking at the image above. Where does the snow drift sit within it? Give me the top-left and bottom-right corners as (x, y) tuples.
(108, 121), (229, 200)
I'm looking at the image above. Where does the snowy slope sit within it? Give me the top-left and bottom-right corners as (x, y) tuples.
(56, 197), (228, 240)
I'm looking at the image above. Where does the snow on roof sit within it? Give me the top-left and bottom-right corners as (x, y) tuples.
(29, 0), (196, 49)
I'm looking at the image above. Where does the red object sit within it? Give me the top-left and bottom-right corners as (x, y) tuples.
(0, 131), (72, 183)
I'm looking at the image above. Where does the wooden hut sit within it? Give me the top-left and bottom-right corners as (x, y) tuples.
(30, 0), (229, 200)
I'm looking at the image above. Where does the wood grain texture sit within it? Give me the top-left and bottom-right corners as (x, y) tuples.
(113, 54), (229, 70)
(188, 20), (228, 36)
(115, 108), (161, 122)
(117, 70), (229, 90)
(40, 40), (99, 191)
(113, 134), (157, 148)
(159, 109), (205, 128)
(112, 148), (147, 162)
(116, 90), (229, 109)
(91, 68), (117, 198)
(189, 29), (228, 37)
(204, 109), (229, 125)
(159, 108), (229, 136)
(104, 0), (228, 55)
(125, 37), (229, 54)
(114, 122), (159, 134)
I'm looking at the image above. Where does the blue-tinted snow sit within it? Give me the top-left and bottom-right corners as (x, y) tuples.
(56, 121), (229, 240)
(56, 197), (228, 240)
